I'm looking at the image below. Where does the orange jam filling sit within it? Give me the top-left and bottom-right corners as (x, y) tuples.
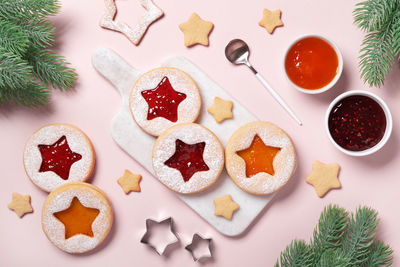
(53, 197), (100, 239)
(285, 36), (338, 90)
(237, 135), (281, 177)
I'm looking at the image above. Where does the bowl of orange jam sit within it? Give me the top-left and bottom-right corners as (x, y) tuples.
(283, 34), (343, 94)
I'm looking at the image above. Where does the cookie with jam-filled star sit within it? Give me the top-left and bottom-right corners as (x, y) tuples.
(129, 67), (201, 136)
(23, 124), (95, 192)
(225, 121), (296, 195)
(41, 182), (113, 254)
(152, 123), (224, 194)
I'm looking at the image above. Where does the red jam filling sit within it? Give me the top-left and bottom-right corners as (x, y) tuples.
(328, 95), (386, 151)
(164, 139), (209, 182)
(285, 36), (338, 90)
(141, 77), (187, 122)
(38, 135), (82, 180)
(53, 197), (100, 239)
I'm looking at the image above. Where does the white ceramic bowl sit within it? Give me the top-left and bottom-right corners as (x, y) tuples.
(325, 90), (392, 156)
(283, 34), (343, 94)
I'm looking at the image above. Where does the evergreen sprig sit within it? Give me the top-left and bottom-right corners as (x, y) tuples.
(275, 205), (393, 267)
(0, 0), (77, 107)
(353, 0), (400, 87)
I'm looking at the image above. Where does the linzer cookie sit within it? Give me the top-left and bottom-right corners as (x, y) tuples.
(152, 123), (224, 194)
(225, 122), (296, 195)
(41, 182), (113, 254)
(23, 124), (95, 192)
(130, 67), (201, 136)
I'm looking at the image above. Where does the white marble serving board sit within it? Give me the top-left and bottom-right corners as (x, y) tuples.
(92, 48), (275, 236)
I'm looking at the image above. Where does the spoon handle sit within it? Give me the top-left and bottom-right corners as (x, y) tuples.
(255, 73), (302, 125)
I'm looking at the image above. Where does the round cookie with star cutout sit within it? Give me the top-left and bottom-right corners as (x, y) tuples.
(23, 124), (95, 192)
(225, 121), (296, 195)
(41, 182), (113, 254)
(152, 123), (224, 194)
(129, 67), (201, 136)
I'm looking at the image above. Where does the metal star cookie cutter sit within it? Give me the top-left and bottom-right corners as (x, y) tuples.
(140, 217), (179, 255)
(185, 233), (213, 261)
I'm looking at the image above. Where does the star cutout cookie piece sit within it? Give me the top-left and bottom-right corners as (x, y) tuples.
(141, 76), (187, 122)
(99, 0), (164, 45)
(259, 9), (283, 34)
(164, 139), (209, 182)
(306, 160), (341, 198)
(54, 197), (100, 239)
(179, 13), (214, 47)
(207, 97), (233, 123)
(8, 193), (33, 218)
(38, 135), (82, 180)
(117, 170), (142, 194)
(213, 194), (239, 220)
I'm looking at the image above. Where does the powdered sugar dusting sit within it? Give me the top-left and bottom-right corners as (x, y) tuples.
(130, 67), (201, 136)
(100, 0), (163, 45)
(42, 183), (113, 254)
(152, 123), (224, 194)
(226, 122), (296, 195)
(23, 124), (95, 192)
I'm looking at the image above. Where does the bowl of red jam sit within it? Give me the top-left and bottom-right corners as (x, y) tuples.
(325, 90), (392, 156)
(284, 34), (343, 94)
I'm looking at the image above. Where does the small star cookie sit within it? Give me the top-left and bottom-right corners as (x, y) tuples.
(306, 161), (341, 198)
(213, 194), (239, 220)
(207, 97), (233, 123)
(259, 9), (283, 34)
(117, 170), (142, 194)
(179, 13), (214, 47)
(8, 193), (33, 218)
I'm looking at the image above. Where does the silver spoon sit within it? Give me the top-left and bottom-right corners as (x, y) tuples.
(225, 39), (302, 126)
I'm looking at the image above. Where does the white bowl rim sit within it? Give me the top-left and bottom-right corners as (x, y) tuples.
(283, 34), (344, 94)
(324, 90), (393, 157)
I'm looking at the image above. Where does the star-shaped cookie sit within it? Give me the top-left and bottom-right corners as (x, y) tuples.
(179, 13), (214, 47)
(306, 161), (341, 198)
(117, 170), (142, 194)
(213, 194), (239, 220)
(99, 0), (164, 45)
(8, 193), (33, 218)
(259, 9), (283, 34)
(207, 97), (233, 123)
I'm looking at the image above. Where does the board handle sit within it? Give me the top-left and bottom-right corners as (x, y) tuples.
(91, 47), (142, 96)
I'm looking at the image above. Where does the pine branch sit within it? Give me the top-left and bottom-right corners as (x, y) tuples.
(0, 48), (32, 90)
(354, 0), (399, 31)
(26, 47), (77, 91)
(275, 240), (313, 267)
(1, 80), (50, 107)
(312, 204), (349, 264)
(18, 20), (56, 48)
(0, 0), (60, 23)
(365, 240), (393, 267)
(317, 249), (349, 267)
(359, 23), (395, 87)
(0, 20), (29, 56)
(341, 207), (379, 266)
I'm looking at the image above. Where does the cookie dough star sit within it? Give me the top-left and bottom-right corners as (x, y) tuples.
(207, 97), (233, 123)
(117, 170), (142, 194)
(213, 194), (239, 220)
(306, 161), (341, 198)
(179, 13), (214, 47)
(259, 9), (283, 34)
(8, 193), (33, 218)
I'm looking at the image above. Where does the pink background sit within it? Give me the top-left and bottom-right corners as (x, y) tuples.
(1, 0), (399, 266)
